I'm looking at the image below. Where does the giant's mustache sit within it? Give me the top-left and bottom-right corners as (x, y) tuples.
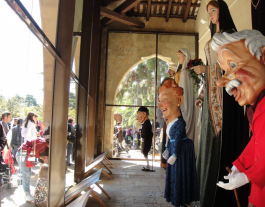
(225, 79), (242, 96)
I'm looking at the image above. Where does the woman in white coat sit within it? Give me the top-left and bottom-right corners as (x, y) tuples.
(17, 112), (38, 203)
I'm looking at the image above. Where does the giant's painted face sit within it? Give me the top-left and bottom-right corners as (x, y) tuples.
(158, 87), (179, 122)
(168, 69), (176, 78)
(216, 40), (265, 106)
(177, 51), (186, 65)
(136, 111), (147, 124)
(207, 4), (219, 25)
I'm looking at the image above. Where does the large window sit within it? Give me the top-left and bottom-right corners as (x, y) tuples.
(0, 0), (100, 206)
(0, 1), (54, 205)
(105, 31), (197, 161)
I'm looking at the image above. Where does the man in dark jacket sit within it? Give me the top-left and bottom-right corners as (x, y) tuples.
(10, 119), (23, 164)
(0, 121), (7, 185)
(136, 106), (153, 171)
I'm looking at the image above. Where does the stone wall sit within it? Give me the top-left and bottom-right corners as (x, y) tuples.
(40, 0), (58, 128)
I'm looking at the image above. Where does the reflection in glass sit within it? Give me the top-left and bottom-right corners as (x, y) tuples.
(65, 78), (78, 190)
(71, 37), (81, 77)
(0, 1), (54, 204)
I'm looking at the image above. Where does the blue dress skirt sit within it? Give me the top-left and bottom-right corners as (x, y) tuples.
(164, 116), (199, 207)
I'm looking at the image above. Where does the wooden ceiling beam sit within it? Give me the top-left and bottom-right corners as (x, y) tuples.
(183, 0), (192, 22)
(100, 6), (145, 28)
(166, 0), (173, 22)
(101, 0), (142, 27)
(127, 12), (196, 19)
(140, 2), (200, 8)
(146, 0), (151, 21)
(101, 0), (120, 7)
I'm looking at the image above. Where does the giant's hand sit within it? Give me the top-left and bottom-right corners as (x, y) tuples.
(167, 155), (177, 165)
(162, 149), (169, 159)
(217, 173), (249, 190)
(195, 99), (203, 108)
(190, 65), (206, 74)
(229, 165), (239, 176)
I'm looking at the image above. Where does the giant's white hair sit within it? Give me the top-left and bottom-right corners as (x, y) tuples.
(211, 30), (265, 60)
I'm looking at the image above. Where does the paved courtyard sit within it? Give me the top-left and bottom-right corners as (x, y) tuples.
(1, 160), (171, 207)
(87, 160), (172, 207)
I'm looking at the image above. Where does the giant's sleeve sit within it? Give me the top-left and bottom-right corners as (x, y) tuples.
(169, 120), (185, 156)
(244, 154), (265, 189)
(234, 123), (265, 189)
(233, 136), (254, 172)
(179, 70), (195, 137)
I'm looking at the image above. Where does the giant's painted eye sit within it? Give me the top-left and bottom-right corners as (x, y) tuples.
(230, 62), (236, 69)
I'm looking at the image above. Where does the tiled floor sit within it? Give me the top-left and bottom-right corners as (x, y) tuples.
(1, 160), (171, 207)
(87, 160), (172, 207)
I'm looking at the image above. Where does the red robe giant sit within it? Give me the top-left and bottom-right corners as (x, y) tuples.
(233, 96), (265, 207)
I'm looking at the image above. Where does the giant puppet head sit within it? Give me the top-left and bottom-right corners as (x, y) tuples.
(211, 30), (265, 106)
(207, 0), (237, 37)
(136, 106), (149, 124)
(158, 78), (184, 123)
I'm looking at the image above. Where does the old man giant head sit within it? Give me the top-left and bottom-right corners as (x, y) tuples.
(211, 30), (265, 106)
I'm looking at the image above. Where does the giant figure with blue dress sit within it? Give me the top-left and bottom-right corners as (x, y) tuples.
(158, 78), (199, 207)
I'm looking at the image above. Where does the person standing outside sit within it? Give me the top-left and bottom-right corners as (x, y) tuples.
(17, 112), (38, 203)
(10, 118), (23, 164)
(66, 117), (76, 165)
(0, 111), (11, 136)
(136, 106), (153, 171)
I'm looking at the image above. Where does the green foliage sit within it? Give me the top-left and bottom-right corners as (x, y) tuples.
(0, 94), (43, 120)
(68, 91), (76, 120)
(6, 95), (25, 117)
(114, 58), (168, 128)
(23, 105), (43, 121)
(187, 59), (205, 93)
(68, 108), (76, 120)
(25, 94), (37, 107)
(69, 92), (76, 109)
(0, 95), (7, 115)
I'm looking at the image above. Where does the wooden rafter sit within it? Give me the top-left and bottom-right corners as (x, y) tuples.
(139, 2), (200, 8)
(101, 0), (142, 27)
(183, 0), (192, 22)
(127, 13), (196, 19)
(146, 0), (151, 21)
(101, 0), (120, 7)
(100, 6), (145, 28)
(166, 0), (173, 22)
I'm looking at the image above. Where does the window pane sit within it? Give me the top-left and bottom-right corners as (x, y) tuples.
(0, 2), (55, 205)
(65, 78), (78, 190)
(104, 106), (160, 160)
(157, 34), (196, 85)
